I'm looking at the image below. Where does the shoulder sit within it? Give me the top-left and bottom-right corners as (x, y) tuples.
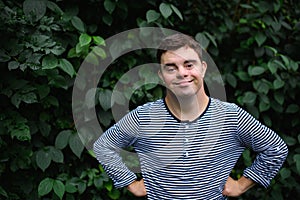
(135, 99), (164, 111)
(210, 98), (241, 113)
(130, 99), (165, 115)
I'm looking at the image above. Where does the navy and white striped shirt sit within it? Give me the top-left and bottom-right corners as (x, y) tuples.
(93, 98), (288, 200)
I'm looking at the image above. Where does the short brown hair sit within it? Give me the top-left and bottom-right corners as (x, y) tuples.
(156, 33), (203, 63)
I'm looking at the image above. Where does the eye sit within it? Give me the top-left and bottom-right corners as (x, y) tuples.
(185, 63), (194, 69)
(165, 66), (176, 72)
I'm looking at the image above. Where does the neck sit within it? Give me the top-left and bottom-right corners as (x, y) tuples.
(165, 91), (209, 121)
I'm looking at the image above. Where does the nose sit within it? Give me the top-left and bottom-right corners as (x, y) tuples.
(177, 66), (188, 78)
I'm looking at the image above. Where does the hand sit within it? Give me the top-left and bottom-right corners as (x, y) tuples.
(222, 176), (242, 197)
(127, 179), (147, 197)
(222, 176), (255, 197)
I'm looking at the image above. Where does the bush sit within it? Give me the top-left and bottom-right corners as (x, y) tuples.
(0, 0), (299, 199)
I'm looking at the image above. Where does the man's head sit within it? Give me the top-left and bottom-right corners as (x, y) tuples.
(156, 33), (203, 64)
(157, 33), (207, 100)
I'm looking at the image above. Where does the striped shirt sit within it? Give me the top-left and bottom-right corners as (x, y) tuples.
(93, 98), (288, 200)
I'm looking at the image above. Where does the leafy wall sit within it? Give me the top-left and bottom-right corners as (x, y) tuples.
(0, 0), (299, 199)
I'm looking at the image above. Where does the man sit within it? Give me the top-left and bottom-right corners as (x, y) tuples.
(93, 33), (288, 199)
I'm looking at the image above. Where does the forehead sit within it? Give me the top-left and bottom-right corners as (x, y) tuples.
(161, 46), (200, 63)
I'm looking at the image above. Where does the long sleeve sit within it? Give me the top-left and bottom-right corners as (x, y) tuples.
(93, 109), (140, 188)
(236, 105), (288, 188)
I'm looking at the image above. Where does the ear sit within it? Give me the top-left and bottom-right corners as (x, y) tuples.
(158, 69), (164, 82)
(201, 61), (207, 78)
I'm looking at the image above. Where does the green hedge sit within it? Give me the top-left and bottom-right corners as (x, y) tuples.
(0, 0), (299, 199)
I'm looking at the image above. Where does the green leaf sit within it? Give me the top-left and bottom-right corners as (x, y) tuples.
(39, 121), (51, 137)
(195, 32), (209, 49)
(58, 59), (76, 77)
(69, 133), (84, 158)
(159, 3), (172, 19)
(204, 32), (217, 47)
(280, 55), (289, 67)
(170, 4), (183, 20)
(273, 59), (287, 70)
(286, 104), (299, 114)
(253, 80), (270, 94)
(50, 45), (66, 56)
(65, 181), (77, 193)
(242, 91), (257, 104)
(22, 92), (38, 104)
(11, 93), (21, 108)
(92, 46), (107, 59)
(146, 10), (160, 23)
(259, 101), (270, 112)
(67, 48), (78, 58)
(255, 32), (267, 46)
(99, 110), (113, 127)
(248, 66), (266, 76)
(293, 154), (300, 174)
(290, 60), (299, 71)
(46, 1), (63, 15)
(283, 135), (297, 146)
(55, 130), (72, 149)
(36, 149), (51, 171)
(10, 124), (31, 141)
(274, 91), (284, 105)
(77, 181), (86, 194)
(38, 178), (54, 197)
(93, 36), (105, 46)
(108, 188), (121, 200)
(273, 79), (285, 89)
(71, 16), (85, 32)
(235, 71), (250, 81)
(85, 52), (99, 65)
(242, 149), (252, 166)
(37, 85), (50, 99)
(8, 61), (20, 70)
(279, 168), (291, 180)
(262, 115), (272, 127)
(111, 90), (126, 105)
(0, 49), (11, 62)
(47, 75), (68, 90)
(99, 89), (112, 111)
(0, 186), (8, 198)
(23, 0), (47, 22)
(267, 60), (278, 74)
(104, 0), (116, 14)
(104, 181), (113, 191)
(84, 88), (97, 109)
(50, 147), (64, 163)
(42, 54), (58, 69)
(53, 180), (65, 200)
(79, 33), (92, 47)
(240, 4), (253, 9)
(102, 14), (113, 26)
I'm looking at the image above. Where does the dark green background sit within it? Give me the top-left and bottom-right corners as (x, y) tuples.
(0, 0), (299, 199)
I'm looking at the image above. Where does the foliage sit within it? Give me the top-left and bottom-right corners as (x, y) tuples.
(0, 0), (299, 199)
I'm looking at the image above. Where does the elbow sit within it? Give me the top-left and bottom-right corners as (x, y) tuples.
(282, 142), (289, 159)
(93, 138), (104, 160)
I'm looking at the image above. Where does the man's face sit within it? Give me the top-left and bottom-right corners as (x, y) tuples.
(158, 46), (207, 99)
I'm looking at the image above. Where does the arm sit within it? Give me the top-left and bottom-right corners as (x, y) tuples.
(127, 179), (147, 197)
(235, 105), (288, 188)
(93, 109), (140, 188)
(222, 176), (255, 197)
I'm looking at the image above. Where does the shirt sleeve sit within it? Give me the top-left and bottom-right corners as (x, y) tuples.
(93, 108), (140, 188)
(235, 105), (288, 188)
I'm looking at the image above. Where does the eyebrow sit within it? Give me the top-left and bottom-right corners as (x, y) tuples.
(162, 59), (198, 68)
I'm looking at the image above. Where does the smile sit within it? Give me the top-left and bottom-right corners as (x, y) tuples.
(173, 80), (193, 86)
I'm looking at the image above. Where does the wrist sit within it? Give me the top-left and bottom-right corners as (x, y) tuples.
(237, 176), (255, 193)
(127, 180), (137, 190)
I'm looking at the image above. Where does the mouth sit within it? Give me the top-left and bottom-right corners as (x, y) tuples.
(174, 80), (193, 86)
